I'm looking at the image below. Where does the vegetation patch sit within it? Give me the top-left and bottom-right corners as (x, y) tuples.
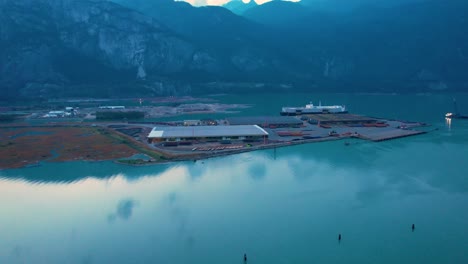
(98, 128), (168, 161)
(0, 126), (140, 169)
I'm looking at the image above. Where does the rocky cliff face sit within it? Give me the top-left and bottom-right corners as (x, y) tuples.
(0, 0), (296, 99)
(111, 0), (288, 77)
(2, 0), (467, 99)
(57, 0), (195, 75)
(0, 0), (202, 98)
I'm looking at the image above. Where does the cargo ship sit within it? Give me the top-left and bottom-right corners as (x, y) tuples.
(280, 101), (347, 116)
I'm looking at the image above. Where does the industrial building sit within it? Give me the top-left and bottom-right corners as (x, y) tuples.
(226, 116), (303, 128)
(148, 125), (269, 143)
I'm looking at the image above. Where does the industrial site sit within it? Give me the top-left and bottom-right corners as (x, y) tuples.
(125, 113), (427, 158)
(0, 99), (429, 168)
(100, 97), (430, 165)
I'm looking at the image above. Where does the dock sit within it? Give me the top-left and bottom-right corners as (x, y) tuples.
(356, 128), (427, 142)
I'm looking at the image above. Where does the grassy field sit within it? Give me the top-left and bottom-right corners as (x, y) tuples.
(0, 125), (168, 169)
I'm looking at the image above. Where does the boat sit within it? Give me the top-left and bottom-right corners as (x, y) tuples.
(445, 98), (468, 119)
(445, 112), (468, 119)
(280, 101), (347, 116)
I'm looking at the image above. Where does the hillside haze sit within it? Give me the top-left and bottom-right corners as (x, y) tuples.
(1, 0), (467, 99)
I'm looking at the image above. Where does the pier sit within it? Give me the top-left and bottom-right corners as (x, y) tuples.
(356, 128), (427, 142)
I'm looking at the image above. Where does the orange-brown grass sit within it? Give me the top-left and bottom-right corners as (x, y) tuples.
(0, 126), (138, 169)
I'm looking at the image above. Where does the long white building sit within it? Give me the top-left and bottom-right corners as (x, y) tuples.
(148, 125), (268, 143)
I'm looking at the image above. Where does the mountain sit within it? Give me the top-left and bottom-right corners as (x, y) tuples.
(244, 1), (313, 26)
(0, 0), (300, 99)
(244, 0), (468, 92)
(1, 0), (468, 100)
(102, 0), (303, 87)
(223, 0), (257, 15)
(301, 0), (426, 13)
(112, 0), (256, 52)
(0, 0), (202, 99)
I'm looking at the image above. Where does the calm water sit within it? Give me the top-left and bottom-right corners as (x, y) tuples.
(1, 93), (468, 264)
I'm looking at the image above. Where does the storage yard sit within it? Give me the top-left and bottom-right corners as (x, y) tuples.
(137, 114), (428, 157)
(305, 113), (378, 125)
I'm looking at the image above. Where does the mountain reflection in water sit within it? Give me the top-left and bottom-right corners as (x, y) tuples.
(1, 94), (468, 263)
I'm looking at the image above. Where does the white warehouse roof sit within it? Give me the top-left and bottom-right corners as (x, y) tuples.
(148, 125), (268, 139)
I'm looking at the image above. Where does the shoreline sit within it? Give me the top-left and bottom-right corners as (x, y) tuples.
(0, 118), (431, 170)
(2, 126), (428, 170)
(114, 136), (345, 167)
(6, 136), (345, 169)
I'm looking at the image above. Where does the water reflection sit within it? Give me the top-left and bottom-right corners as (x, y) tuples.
(187, 162), (207, 180)
(248, 163), (267, 180)
(108, 199), (138, 222)
(0, 161), (173, 184)
(0, 130), (468, 263)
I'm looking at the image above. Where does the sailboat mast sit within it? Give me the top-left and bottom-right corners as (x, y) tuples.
(453, 98), (460, 115)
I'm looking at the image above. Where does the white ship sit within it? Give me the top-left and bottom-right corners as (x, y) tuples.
(280, 101), (347, 116)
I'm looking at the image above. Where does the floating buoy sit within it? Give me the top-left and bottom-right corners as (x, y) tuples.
(244, 253), (247, 263)
(338, 234), (341, 242)
(412, 224), (415, 232)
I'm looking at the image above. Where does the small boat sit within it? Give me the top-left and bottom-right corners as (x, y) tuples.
(445, 98), (468, 119)
(446, 113), (468, 119)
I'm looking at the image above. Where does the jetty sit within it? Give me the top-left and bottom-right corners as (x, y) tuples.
(355, 128), (426, 142)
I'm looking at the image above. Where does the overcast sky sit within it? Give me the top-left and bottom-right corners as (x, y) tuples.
(178, 0), (300, 7)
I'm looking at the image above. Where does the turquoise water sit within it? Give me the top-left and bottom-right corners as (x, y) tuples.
(1, 93), (468, 264)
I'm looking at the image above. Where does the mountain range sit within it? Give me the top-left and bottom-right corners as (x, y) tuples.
(1, 0), (467, 100)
